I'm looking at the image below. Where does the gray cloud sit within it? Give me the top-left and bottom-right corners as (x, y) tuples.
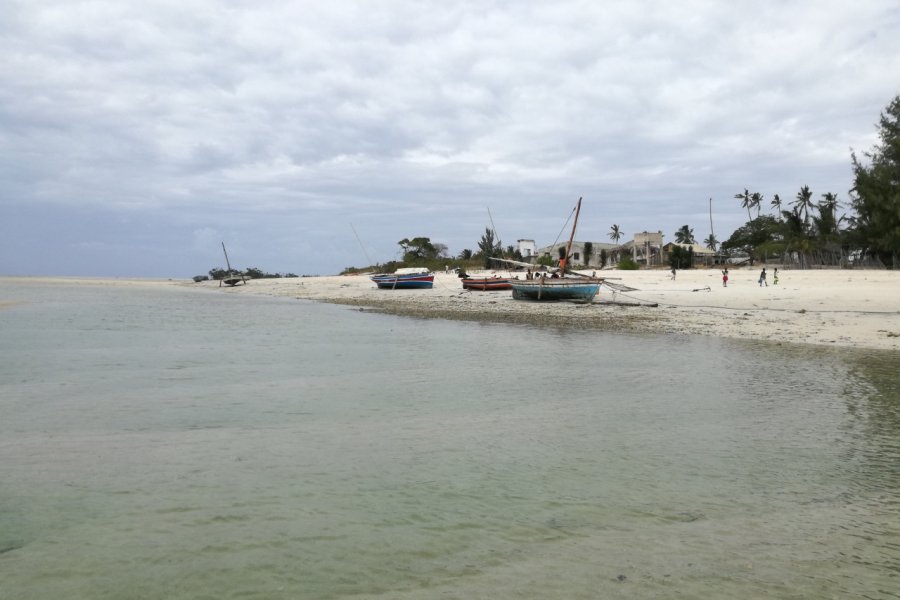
(1, 0), (898, 276)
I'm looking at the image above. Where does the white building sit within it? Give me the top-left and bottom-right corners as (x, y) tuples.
(516, 239), (536, 258)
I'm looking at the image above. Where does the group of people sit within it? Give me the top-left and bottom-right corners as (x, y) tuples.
(758, 267), (780, 286)
(524, 269), (559, 280)
(719, 267), (779, 288)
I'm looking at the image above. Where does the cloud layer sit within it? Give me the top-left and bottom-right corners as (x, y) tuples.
(2, 0), (898, 276)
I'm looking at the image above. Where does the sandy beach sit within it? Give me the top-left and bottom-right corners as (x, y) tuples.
(170, 266), (900, 352)
(3, 269), (898, 351)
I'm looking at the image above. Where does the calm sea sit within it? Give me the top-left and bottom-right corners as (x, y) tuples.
(1, 280), (898, 599)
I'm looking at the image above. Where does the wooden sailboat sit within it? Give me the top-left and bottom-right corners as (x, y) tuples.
(509, 197), (602, 302)
(220, 242), (247, 287)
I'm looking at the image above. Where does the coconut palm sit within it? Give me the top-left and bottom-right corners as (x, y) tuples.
(791, 185), (815, 225)
(704, 234), (718, 251)
(609, 224), (623, 262)
(609, 224), (623, 244)
(735, 188), (752, 221)
(674, 225), (695, 244)
(770, 193), (782, 217)
(750, 192), (764, 219)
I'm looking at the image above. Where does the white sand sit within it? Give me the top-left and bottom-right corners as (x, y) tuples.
(5, 268), (899, 351)
(189, 267), (900, 351)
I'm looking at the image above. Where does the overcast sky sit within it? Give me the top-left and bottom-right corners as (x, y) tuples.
(2, 0), (898, 277)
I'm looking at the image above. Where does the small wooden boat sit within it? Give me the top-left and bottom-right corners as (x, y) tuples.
(370, 268), (434, 289)
(510, 277), (600, 302)
(461, 276), (512, 291)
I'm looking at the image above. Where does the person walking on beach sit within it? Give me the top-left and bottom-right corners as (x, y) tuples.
(759, 267), (767, 287)
(670, 266), (676, 280)
(773, 268), (779, 285)
(722, 268), (729, 287)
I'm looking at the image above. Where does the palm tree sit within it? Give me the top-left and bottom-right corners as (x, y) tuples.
(609, 224), (623, 262)
(770, 193), (782, 218)
(704, 234), (718, 251)
(819, 192), (840, 216)
(609, 224), (623, 245)
(674, 225), (695, 244)
(750, 192), (764, 219)
(735, 188), (752, 221)
(791, 185), (815, 225)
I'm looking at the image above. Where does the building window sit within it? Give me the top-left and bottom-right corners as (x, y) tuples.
(573, 252), (580, 260)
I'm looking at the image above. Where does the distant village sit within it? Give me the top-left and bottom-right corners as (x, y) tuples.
(518, 231), (719, 269)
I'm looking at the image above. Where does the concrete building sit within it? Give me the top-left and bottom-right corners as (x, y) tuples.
(534, 241), (620, 268)
(516, 239), (536, 258)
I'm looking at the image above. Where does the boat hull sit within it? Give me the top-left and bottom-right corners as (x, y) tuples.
(370, 273), (435, 289)
(461, 277), (512, 291)
(510, 279), (600, 302)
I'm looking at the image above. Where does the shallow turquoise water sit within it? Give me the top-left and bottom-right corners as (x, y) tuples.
(1, 281), (898, 599)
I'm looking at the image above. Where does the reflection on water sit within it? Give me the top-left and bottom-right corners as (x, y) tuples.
(0, 282), (898, 599)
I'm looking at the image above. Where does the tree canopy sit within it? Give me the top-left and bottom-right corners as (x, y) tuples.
(850, 95), (900, 267)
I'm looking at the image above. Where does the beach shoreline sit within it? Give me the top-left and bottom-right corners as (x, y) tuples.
(5, 268), (899, 351)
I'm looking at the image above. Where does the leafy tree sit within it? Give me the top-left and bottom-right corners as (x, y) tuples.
(674, 225), (695, 244)
(432, 243), (450, 259)
(669, 245), (693, 269)
(582, 241), (593, 266)
(398, 237), (438, 262)
(476, 228), (502, 268)
(850, 94), (900, 267)
(599, 248), (608, 268)
(721, 215), (782, 263)
(458, 248), (473, 260)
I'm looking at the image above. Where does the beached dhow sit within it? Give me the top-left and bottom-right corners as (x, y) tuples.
(370, 268), (435, 290)
(508, 197), (602, 303)
(220, 242), (247, 287)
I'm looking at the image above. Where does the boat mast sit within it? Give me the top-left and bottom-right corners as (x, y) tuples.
(222, 242), (234, 273)
(559, 197), (582, 274)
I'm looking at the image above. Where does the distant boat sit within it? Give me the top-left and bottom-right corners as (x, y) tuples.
(461, 276), (512, 291)
(508, 197), (602, 303)
(220, 242), (247, 287)
(370, 268), (434, 290)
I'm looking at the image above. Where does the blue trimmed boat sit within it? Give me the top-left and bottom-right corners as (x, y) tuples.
(509, 196), (602, 303)
(510, 278), (600, 302)
(370, 268), (434, 289)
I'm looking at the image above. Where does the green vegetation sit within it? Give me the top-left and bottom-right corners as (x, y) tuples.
(209, 267), (297, 280)
(720, 95), (900, 268)
(617, 256), (639, 270)
(668, 245), (693, 269)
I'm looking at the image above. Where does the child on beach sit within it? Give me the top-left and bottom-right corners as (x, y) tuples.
(759, 268), (767, 287)
(722, 268), (729, 287)
(773, 268), (779, 285)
